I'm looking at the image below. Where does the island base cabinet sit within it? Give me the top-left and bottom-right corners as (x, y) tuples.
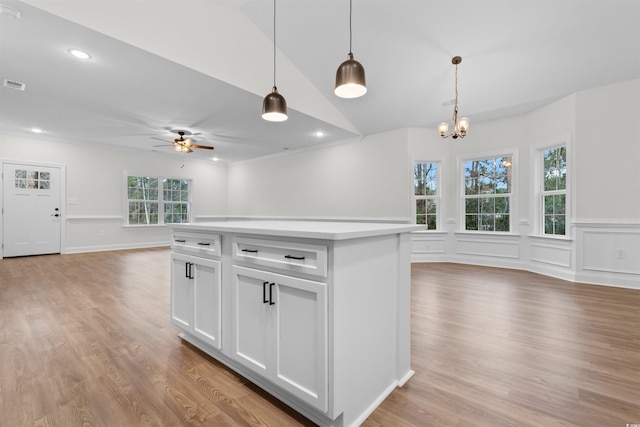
(231, 265), (328, 413)
(171, 253), (222, 350)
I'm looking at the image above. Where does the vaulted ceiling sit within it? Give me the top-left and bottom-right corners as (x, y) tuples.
(1, 0), (639, 163)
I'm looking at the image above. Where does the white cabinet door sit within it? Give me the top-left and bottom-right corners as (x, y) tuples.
(272, 272), (328, 412)
(171, 253), (193, 329)
(192, 257), (222, 349)
(232, 266), (270, 376)
(171, 253), (221, 349)
(231, 266), (327, 412)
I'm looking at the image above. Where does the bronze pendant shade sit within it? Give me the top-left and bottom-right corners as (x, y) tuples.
(262, 0), (287, 122)
(334, 0), (366, 98)
(262, 86), (288, 122)
(335, 52), (367, 98)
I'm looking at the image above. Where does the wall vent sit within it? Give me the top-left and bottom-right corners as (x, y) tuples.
(3, 79), (26, 91)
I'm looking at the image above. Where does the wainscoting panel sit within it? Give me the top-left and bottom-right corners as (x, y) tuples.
(530, 239), (572, 268)
(581, 229), (640, 275)
(455, 234), (520, 259)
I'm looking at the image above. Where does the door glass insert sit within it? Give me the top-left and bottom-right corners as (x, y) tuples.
(15, 169), (51, 190)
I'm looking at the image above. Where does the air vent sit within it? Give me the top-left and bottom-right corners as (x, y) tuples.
(3, 79), (26, 91)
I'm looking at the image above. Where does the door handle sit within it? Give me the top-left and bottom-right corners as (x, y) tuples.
(269, 282), (275, 305)
(51, 214), (59, 217)
(263, 281), (269, 303)
(185, 262), (194, 279)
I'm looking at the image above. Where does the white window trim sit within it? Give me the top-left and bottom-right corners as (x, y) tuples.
(411, 158), (443, 232)
(531, 136), (572, 239)
(123, 171), (195, 227)
(457, 148), (519, 234)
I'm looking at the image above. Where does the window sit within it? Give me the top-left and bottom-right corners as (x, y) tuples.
(127, 175), (191, 225)
(414, 162), (438, 230)
(464, 156), (512, 232)
(541, 146), (566, 236)
(15, 169), (50, 190)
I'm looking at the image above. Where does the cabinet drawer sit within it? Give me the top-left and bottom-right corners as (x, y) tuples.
(172, 232), (221, 258)
(232, 237), (327, 278)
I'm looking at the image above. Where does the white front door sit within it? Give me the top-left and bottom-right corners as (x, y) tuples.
(2, 162), (62, 257)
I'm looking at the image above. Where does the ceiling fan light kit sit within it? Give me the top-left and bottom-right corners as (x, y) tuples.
(335, 0), (366, 98)
(439, 55), (469, 139)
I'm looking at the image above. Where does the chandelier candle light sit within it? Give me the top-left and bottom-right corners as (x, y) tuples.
(439, 56), (469, 139)
(262, 0), (287, 121)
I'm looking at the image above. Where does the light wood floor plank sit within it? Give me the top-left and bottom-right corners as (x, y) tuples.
(1, 249), (639, 426)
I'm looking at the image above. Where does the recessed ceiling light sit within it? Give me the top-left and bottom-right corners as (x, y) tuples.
(314, 131), (325, 138)
(68, 49), (91, 59)
(211, 157), (219, 162)
(31, 128), (43, 133)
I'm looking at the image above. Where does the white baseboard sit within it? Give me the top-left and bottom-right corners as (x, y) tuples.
(64, 241), (169, 254)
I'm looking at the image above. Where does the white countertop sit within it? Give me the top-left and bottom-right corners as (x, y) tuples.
(171, 220), (423, 240)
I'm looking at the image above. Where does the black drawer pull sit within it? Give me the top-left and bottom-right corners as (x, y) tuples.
(242, 249), (258, 253)
(284, 255), (305, 260)
(197, 242), (210, 246)
(175, 239), (186, 243)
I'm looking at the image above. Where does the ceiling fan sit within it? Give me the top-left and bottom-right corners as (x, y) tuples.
(152, 130), (214, 153)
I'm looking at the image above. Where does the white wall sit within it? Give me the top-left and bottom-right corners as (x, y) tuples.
(408, 79), (640, 289)
(227, 128), (411, 221)
(2, 80), (637, 288)
(0, 134), (227, 253)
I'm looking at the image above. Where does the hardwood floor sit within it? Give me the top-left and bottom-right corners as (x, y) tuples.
(1, 249), (639, 426)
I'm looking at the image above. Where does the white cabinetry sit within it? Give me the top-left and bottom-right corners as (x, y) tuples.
(171, 234), (222, 350)
(170, 221), (419, 427)
(231, 265), (327, 412)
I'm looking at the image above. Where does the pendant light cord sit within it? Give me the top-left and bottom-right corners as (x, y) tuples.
(272, 0), (277, 89)
(349, 0), (353, 55)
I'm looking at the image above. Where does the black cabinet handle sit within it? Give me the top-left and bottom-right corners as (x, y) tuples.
(242, 249), (258, 253)
(175, 239), (186, 243)
(197, 242), (210, 246)
(185, 262), (194, 279)
(284, 255), (305, 260)
(269, 282), (275, 305)
(263, 281), (269, 303)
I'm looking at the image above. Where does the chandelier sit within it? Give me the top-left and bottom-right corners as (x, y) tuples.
(438, 56), (469, 139)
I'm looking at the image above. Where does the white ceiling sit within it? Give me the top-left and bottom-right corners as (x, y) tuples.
(1, 0), (639, 163)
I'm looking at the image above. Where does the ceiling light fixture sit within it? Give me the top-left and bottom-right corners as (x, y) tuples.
(438, 56), (469, 139)
(335, 0), (366, 98)
(262, 0), (287, 122)
(31, 127), (43, 133)
(68, 49), (91, 60)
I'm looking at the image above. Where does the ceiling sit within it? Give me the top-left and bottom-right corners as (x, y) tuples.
(1, 0), (639, 163)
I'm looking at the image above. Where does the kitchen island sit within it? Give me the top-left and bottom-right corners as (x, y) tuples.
(169, 220), (421, 427)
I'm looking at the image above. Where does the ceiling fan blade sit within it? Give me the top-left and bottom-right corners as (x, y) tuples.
(151, 136), (172, 143)
(189, 144), (214, 150)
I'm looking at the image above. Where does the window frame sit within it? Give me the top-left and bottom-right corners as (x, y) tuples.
(124, 173), (194, 227)
(412, 160), (441, 231)
(533, 137), (571, 239)
(458, 150), (518, 234)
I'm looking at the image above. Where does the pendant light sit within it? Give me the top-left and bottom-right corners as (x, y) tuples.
(262, 0), (287, 121)
(439, 56), (469, 139)
(334, 0), (366, 98)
